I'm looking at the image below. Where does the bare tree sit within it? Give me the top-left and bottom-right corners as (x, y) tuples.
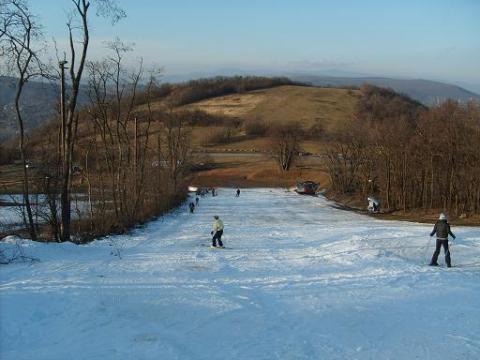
(269, 122), (301, 172)
(325, 138), (364, 194)
(57, 0), (125, 241)
(0, 0), (46, 240)
(160, 112), (192, 191)
(81, 38), (190, 238)
(85, 39), (151, 225)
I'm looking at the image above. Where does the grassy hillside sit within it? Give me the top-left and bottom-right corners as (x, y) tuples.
(185, 85), (358, 132)
(1, 84), (357, 192)
(183, 85), (358, 187)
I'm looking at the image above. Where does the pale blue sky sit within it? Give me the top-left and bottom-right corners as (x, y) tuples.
(31, 0), (480, 90)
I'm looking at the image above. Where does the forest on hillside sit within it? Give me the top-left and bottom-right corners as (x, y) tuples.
(326, 85), (480, 216)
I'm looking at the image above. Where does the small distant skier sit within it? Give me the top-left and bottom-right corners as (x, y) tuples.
(189, 202), (195, 213)
(210, 215), (224, 248)
(429, 213), (456, 267)
(195, 197), (199, 206)
(212, 188), (216, 197)
(236, 188), (241, 197)
(367, 197), (380, 213)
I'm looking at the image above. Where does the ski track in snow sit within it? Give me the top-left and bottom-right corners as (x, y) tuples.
(1, 188), (479, 359)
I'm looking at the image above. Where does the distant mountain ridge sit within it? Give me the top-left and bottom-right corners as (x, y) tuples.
(0, 76), (88, 143)
(289, 75), (480, 106)
(0, 76), (64, 143)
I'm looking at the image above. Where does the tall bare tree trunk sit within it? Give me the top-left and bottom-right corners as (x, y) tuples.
(2, 1), (44, 240)
(60, 0), (91, 241)
(14, 82), (37, 240)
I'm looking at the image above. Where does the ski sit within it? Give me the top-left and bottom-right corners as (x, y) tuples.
(200, 244), (228, 249)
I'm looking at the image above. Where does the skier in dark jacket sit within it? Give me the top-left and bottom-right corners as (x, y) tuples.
(189, 202), (195, 213)
(236, 188), (241, 197)
(429, 213), (456, 267)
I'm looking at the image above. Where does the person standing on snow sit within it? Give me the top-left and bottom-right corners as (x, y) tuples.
(195, 197), (199, 206)
(189, 202), (195, 213)
(211, 215), (224, 248)
(429, 213), (456, 267)
(236, 188), (241, 197)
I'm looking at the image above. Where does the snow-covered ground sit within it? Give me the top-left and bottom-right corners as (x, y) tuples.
(1, 188), (479, 359)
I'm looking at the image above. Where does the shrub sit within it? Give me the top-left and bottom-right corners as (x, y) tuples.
(183, 110), (228, 127)
(202, 127), (234, 146)
(306, 122), (325, 140)
(244, 118), (269, 136)
(268, 122), (303, 171)
(0, 144), (19, 165)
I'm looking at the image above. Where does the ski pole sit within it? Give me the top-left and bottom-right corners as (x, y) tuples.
(447, 237), (454, 257)
(424, 236), (433, 264)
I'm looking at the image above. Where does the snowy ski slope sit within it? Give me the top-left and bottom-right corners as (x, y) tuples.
(1, 188), (479, 359)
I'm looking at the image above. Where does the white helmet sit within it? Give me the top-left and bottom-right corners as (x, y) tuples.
(439, 213), (447, 220)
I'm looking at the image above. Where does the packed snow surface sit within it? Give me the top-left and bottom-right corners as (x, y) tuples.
(1, 188), (479, 359)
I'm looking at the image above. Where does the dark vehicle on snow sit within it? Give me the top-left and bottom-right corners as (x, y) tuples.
(295, 181), (319, 195)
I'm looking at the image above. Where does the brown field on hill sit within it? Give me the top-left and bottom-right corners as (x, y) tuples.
(202, 138), (329, 154)
(185, 85), (359, 132)
(1, 85), (358, 192)
(190, 154), (330, 188)
(19, 85), (356, 156)
(187, 85), (359, 156)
